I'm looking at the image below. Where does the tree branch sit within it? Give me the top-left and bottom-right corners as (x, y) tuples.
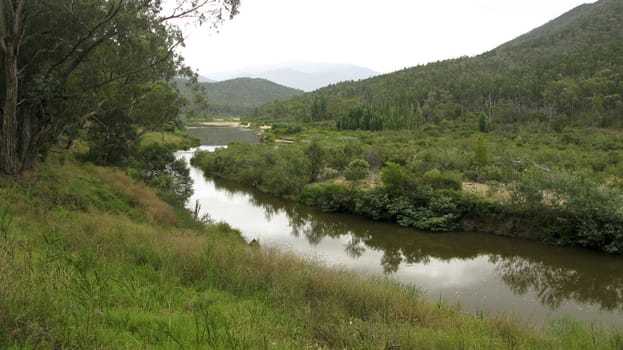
(47, 0), (123, 76)
(0, 0), (13, 53)
(159, 0), (213, 22)
(82, 40), (181, 92)
(13, 0), (25, 55)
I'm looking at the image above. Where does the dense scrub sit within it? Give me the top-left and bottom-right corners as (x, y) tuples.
(192, 126), (623, 254)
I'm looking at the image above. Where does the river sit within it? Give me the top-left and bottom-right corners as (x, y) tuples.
(176, 126), (623, 329)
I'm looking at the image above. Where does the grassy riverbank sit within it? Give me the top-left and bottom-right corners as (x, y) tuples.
(1, 154), (621, 348)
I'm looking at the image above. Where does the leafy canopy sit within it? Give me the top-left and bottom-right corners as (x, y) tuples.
(0, 0), (239, 174)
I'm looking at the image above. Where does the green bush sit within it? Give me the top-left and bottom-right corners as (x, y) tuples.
(354, 188), (393, 221)
(298, 184), (353, 212)
(193, 143), (311, 196)
(467, 165), (505, 183)
(343, 159), (369, 183)
(272, 122), (303, 134)
(509, 166), (623, 253)
(474, 136), (489, 166)
(381, 162), (408, 195)
(422, 169), (462, 191)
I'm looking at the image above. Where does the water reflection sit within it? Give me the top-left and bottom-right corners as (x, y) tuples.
(345, 237), (366, 259)
(494, 255), (623, 311)
(208, 176), (623, 313)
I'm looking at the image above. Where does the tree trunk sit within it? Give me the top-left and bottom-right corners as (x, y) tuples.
(0, 0), (24, 174)
(1, 48), (18, 174)
(18, 103), (29, 162)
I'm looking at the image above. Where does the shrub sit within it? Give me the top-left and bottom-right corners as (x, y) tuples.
(272, 122), (303, 134)
(298, 184), (353, 213)
(469, 165), (505, 183)
(353, 188), (393, 220)
(474, 136), (489, 166)
(381, 162), (408, 195)
(305, 140), (326, 181)
(343, 159), (369, 183)
(422, 169), (462, 191)
(550, 114), (570, 133)
(479, 113), (491, 133)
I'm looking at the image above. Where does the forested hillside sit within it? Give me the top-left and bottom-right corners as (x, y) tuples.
(258, 0), (623, 131)
(202, 78), (303, 116)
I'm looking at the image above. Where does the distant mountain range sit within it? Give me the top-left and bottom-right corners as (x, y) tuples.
(197, 75), (215, 83)
(205, 62), (380, 91)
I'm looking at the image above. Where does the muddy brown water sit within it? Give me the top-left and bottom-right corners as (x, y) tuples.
(177, 126), (623, 329)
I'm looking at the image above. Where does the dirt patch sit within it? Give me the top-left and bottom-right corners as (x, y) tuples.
(319, 171), (382, 189)
(462, 182), (489, 196)
(462, 181), (510, 201)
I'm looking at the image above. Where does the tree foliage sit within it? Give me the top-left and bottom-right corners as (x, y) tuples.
(128, 143), (193, 205)
(0, 0), (239, 174)
(381, 161), (407, 195)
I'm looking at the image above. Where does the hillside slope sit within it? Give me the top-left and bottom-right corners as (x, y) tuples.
(496, 0), (623, 60)
(177, 77), (303, 117)
(258, 0), (623, 130)
(205, 77), (303, 113)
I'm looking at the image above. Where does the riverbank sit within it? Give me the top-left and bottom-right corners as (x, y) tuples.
(0, 148), (620, 348)
(190, 127), (623, 255)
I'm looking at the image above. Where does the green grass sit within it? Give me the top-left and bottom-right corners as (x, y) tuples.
(1, 155), (621, 349)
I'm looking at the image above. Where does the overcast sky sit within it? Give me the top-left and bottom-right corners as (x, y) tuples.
(181, 0), (597, 75)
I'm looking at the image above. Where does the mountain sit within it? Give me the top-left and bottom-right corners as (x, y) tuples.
(258, 0), (623, 129)
(175, 77), (303, 117)
(496, 0), (622, 58)
(206, 62), (380, 91)
(197, 75), (215, 83)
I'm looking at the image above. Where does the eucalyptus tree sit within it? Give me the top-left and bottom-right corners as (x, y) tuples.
(0, 0), (240, 174)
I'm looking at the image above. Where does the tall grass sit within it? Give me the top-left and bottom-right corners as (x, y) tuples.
(0, 157), (621, 349)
